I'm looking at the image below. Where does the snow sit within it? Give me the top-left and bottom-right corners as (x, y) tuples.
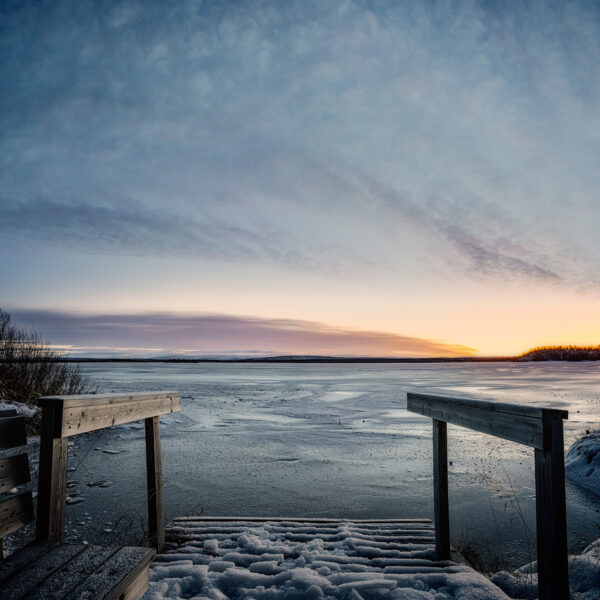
(491, 538), (600, 600)
(144, 520), (510, 599)
(0, 399), (39, 417)
(565, 430), (600, 496)
(488, 432), (600, 600)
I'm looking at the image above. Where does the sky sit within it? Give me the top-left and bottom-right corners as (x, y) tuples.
(1, 0), (600, 357)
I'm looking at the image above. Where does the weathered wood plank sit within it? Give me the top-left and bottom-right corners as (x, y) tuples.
(407, 392), (567, 449)
(39, 391), (180, 409)
(0, 544), (86, 599)
(0, 541), (57, 584)
(408, 392), (568, 420)
(36, 405), (68, 543)
(26, 545), (120, 600)
(63, 546), (155, 600)
(145, 415), (164, 551)
(535, 416), (569, 600)
(0, 416), (27, 450)
(0, 408), (18, 417)
(173, 516), (433, 523)
(0, 453), (30, 494)
(433, 419), (450, 560)
(119, 565), (150, 600)
(0, 492), (34, 538)
(60, 395), (180, 437)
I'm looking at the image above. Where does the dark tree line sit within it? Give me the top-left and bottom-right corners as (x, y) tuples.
(519, 345), (600, 361)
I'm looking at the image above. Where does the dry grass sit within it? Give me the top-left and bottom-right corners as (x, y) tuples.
(0, 308), (95, 433)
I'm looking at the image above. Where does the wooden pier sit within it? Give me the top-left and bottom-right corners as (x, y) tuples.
(0, 391), (180, 600)
(408, 392), (569, 600)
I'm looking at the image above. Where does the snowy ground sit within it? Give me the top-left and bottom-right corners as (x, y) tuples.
(488, 430), (600, 600)
(490, 537), (600, 600)
(146, 519), (510, 600)
(565, 430), (600, 497)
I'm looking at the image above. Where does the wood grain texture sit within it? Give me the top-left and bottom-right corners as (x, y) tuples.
(36, 405), (68, 543)
(145, 416), (164, 551)
(433, 419), (450, 560)
(0, 453), (30, 494)
(0, 492), (34, 538)
(0, 544), (86, 599)
(25, 545), (120, 600)
(174, 516), (434, 523)
(0, 541), (57, 584)
(62, 546), (155, 600)
(408, 392), (568, 419)
(39, 391), (180, 409)
(0, 416), (27, 450)
(407, 392), (567, 449)
(60, 395), (179, 437)
(0, 543), (153, 600)
(120, 566), (150, 600)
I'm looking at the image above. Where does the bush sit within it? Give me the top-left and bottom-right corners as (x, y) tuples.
(0, 309), (94, 430)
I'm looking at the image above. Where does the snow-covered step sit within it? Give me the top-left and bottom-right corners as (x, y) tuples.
(143, 518), (510, 599)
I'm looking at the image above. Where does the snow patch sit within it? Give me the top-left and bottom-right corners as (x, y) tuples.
(0, 400), (39, 418)
(565, 431), (600, 496)
(145, 521), (509, 599)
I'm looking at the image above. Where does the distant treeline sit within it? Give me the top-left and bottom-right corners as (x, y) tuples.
(518, 345), (600, 361)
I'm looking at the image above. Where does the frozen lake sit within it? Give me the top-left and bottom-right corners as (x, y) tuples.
(62, 361), (600, 568)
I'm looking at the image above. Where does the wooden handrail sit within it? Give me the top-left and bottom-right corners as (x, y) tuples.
(36, 391), (180, 551)
(407, 392), (569, 600)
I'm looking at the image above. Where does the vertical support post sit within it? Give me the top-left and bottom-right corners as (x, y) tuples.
(535, 415), (569, 600)
(145, 415), (164, 551)
(433, 418), (450, 560)
(36, 404), (68, 542)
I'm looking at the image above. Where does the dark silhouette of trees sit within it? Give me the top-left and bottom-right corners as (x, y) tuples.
(519, 345), (600, 361)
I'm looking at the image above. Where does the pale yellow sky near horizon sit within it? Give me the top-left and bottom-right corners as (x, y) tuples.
(8, 254), (600, 356)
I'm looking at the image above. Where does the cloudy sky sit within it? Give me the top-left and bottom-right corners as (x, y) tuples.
(2, 0), (599, 357)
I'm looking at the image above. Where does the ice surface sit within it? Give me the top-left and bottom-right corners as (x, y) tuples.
(64, 362), (600, 567)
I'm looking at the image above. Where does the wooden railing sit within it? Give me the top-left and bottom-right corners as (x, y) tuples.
(36, 391), (180, 551)
(407, 392), (569, 600)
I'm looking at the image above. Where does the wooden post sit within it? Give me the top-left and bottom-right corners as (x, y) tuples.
(36, 404), (68, 542)
(145, 416), (164, 551)
(433, 418), (450, 560)
(534, 414), (569, 600)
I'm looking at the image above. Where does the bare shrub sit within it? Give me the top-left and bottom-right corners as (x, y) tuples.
(0, 308), (94, 430)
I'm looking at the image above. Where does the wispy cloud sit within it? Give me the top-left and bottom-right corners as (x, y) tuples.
(0, 196), (334, 271)
(10, 310), (475, 358)
(1, 0), (599, 289)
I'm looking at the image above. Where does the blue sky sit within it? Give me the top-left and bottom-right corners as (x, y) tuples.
(2, 0), (599, 356)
